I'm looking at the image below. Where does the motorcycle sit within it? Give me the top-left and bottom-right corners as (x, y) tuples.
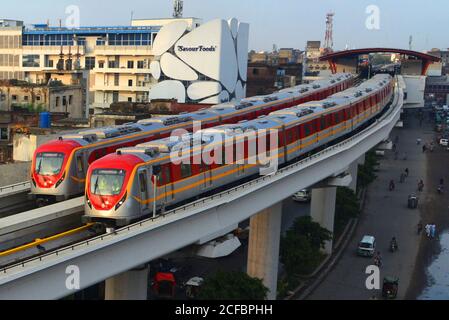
(389, 241), (398, 252)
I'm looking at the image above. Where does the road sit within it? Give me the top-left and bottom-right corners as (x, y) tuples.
(307, 109), (433, 300)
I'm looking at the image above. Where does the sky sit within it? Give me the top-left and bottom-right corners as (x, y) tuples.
(3, 0), (449, 52)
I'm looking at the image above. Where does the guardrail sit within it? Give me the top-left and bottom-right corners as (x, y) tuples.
(0, 78), (403, 274)
(0, 181), (31, 197)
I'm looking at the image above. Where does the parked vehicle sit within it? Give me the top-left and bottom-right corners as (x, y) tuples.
(357, 235), (376, 257)
(382, 276), (399, 299)
(292, 189), (311, 202)
(440, 138), (448, 147)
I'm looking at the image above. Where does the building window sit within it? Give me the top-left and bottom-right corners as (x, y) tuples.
(36, 95), (41, 101)
(98, 61), (105, 68)
(114, 74), (119, 86)
(69, 95), (73, 105)
(56, 96), (60, 107)
(127, 61), (134, 69)
(24, 96), (29, 101)
(137, 61), (145, 69)
(85, 57), (96, 70)
(12, 95), (17, 101)
(22, 55), (40, 67)
(63, 96), (67, 106)
(128, 79), (133, 87)
(128, 97), (132, 102)
(108, 60), (117, 69)
(0, 127), (8, 141)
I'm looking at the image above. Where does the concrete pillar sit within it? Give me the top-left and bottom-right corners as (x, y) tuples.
(348, 161), (358, 193)
(247, 202), (282, 300)
(310, 187), (337, 254)
(105, 265), (148, 300)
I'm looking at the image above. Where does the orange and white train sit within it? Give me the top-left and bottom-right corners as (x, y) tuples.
(30, 73), (353, 204)
(84, 74), (394, 226)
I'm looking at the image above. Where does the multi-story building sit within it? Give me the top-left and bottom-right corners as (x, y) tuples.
(0, 17), (202, 116)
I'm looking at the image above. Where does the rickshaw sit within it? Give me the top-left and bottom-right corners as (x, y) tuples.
(382, 276), (399, 299)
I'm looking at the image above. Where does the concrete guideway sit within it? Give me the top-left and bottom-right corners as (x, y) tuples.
(0, 78), (404, 300)
(0, 182), (32, 217)
(0, 197), (83, 251)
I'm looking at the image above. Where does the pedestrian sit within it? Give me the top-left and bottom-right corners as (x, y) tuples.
(392, 143), (397, 152)
(425, 224), (431, 238)
(431, 224), (436, 239)
(405, 168), (409, 177)
(422, 144), (427, 153)
(418, 179), (424, 192)
(417, 221), (423, 235)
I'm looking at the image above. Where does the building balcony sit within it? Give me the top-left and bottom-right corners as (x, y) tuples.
(22, 45), (86, 55)
(93, 45), (153, 56)
(92, 84), (151, 92)
(92, 67), (152, 74)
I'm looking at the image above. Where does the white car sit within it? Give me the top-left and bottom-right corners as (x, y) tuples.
(292, 189), (311, 202)
(440, 138), (448, 147)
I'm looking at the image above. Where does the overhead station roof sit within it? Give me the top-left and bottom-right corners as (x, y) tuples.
(319, 48), (441, 62)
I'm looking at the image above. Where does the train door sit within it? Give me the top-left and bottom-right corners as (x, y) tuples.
(75, 151), (86, 194)
(138, 169), (150, 213)
(163, 165), (174, 202)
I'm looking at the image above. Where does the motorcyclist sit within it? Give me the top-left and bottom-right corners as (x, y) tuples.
(389, 180), (395, 191)
(374, 251), (382, 267)
(390, 237), (398, 251)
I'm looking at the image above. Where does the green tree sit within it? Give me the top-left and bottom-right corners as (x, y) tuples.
(280, 216), (332, 276)
(290, 216), (332, 251)
(280, 232), (323, 275)
(197, 271), (269, 300)
(334, 187), (360, 236)
(358, 150), (379, 189)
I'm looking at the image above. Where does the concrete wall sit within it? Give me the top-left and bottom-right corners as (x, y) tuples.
(335, 57), (358, 74)
(0, 161), (30, 186)
(13, 133), (61, 162)
(401, 60), (422, 76)
(403, 75), (426, 108)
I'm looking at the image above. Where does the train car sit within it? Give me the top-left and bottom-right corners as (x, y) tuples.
(84, 74), (394, 227)
(30, 73), (353, 204)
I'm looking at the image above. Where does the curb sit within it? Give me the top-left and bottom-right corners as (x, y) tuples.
(284, 188), (367, 300)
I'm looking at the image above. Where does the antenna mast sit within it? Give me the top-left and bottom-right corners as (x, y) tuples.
(324, 12), (334, 53)
(173, 0), (183, 18)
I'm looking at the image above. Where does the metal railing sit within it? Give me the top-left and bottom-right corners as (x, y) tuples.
(0, 181), (31, 196)
(0, 80), (403, 274)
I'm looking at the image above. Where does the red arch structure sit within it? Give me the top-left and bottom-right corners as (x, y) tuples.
(320, 48), (441, 75)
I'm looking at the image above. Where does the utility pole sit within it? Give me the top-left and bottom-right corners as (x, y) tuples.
(173, 0), (183, 18)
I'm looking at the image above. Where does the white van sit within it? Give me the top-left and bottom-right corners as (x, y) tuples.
(357, 235), (376, 257)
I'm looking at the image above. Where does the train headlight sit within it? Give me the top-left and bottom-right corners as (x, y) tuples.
(86, 194), (92, 209)
(55, 172), (66, 188)
(115, 192), (127, 211)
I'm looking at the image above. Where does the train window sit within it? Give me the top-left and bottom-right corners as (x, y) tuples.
(335, 113), (340, 124)
(286, 130), (293, 144)
(321, 118), (326, 130)
(304, 123), (311, 136)
(163, 165), (171, 184)
(139, 173), (147, 193)
(180, 164), (192, 179)
(76, 155), (84, 173)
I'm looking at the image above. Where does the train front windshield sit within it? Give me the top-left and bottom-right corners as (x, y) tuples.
(90, 169), (126, 196)
(35, 153), (65, 176)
